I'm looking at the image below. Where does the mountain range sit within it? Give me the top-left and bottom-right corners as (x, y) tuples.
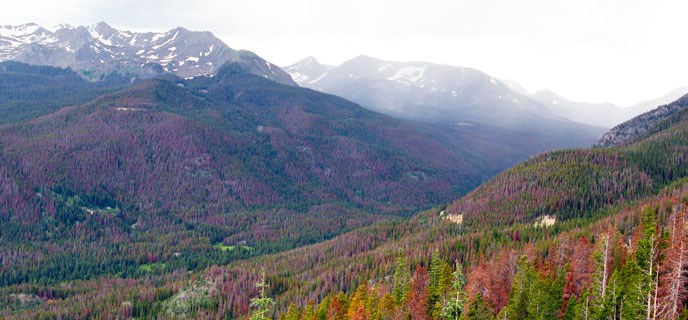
(5, 85), (687, 318)
(0, 22), (295, 85)
(529, 86), (688, 128)
(3, 22), (688, 319)
(285, 55), (563, 128)
(0, 61), (593, 295)
(286, 56), (687, 129)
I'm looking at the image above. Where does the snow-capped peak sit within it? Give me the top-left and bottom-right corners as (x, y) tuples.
(0, 23), (41, 37)
(0, 22), (297, 85)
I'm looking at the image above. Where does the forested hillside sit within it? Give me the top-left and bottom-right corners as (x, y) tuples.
(0, 60), (595, 308)
(0, 61), (126, 124)
(3, 86), (688, 319)
(448, 93), (688, 228)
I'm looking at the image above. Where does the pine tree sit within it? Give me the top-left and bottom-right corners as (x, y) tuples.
(327, 292), (348, 320)
(379, 293), (396, 320)
(591, 231), (613, 317)
(250, 270), (273, 320)
(366, 286), (382, 320)
(392, 250), (411, 306)
(316, 295), (332, 320)
(564, 291), (592, 320)
(283, 303), (300, 320)
(429, 250), (451, 317)
(466, 292), (493, 320)
(348, 284), (369, 320)
(503, 256), (534, 319)
(302, 300), (316, 320)
(528, 267), (564, 320)
(635, 206), (659, 319)
(620, 256), (645, 320)
(600, 269), (623, 319)
(441, 260), (466, 320)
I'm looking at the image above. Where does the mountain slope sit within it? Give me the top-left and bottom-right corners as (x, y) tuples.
(283, 56), (333, 85)
(0, 62), (574, 291)
(625, 86), (688, 116)
(0, 61), (128, 124)
(189, 85), (688, 317)
(595, 93), (688, 147)
(512, 80), (688, 128)
(8, 90), (688, 317)
(447, 93), (688, 228)
(530, 89), (625, 128)
(287, 55), (553, 125)
(0, 22), (295, 85)
(0, 66), (479, 215)
(285, 55), (606, 148)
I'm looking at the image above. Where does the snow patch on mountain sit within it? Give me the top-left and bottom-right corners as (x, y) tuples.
(387, 66), (427, 84)
(0, 22), (296, 85)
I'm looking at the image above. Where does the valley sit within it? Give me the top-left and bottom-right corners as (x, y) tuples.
(1, 18), (687, 320)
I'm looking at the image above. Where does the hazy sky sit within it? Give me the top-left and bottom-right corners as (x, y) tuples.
(2, 0), (687, 106)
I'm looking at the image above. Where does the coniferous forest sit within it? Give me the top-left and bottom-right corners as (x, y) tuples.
(1, 55), (688, 319)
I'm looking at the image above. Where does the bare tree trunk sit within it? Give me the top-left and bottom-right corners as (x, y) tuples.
(646, 234), (657, 320)
(652, 271), (659, 320)
(601, 234), (610, 299)
(658, 205), (688, 319)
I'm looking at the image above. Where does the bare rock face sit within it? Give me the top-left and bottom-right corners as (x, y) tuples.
(0, 22), (295, 85)
(595, 94), (688, 147)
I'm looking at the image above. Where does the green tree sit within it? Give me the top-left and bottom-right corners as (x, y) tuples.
(283, 303), (300, 320)
(635, 206), (659, 319)
(502, 256), (534, 319)
(528, 268), (564, 320)
(441, 260), (466, 320)
(302, 300), (316, 320)
(316, 295), (332, 320)
(619, 257), (645, 320)
(466, 292), (493, 320)
(429, 251), (452, 318)
(590, 231), (612, 317)
(366, 286), (382, 320)
(250, 270), (273, 320)
(348, 283), (368, 319)
(393, 250), (411, 306)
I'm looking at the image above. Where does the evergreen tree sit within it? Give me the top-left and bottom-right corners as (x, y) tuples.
(591, 231), (613, 317)
(466, 292), (493, 320)
(528, 267), (564, 320)
(503, 256), (534, 319)
(283, 303), (300, 320)
(302, 300), (316, 320)
(348, 284), (368, 320)
(429, 250), (452, 318)
(316, 295), (332, 320)
(366, 286), (382, 320)
(564, 291), (592, 320)
(393, 250), (411, 306)
(250, 270), (273, 320)
(620, 257), (645, 320)
(635, 206), (659, 319)
(441, 261), (466, 320)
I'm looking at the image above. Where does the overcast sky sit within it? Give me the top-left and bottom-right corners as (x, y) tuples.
(2, 0), (687, 106)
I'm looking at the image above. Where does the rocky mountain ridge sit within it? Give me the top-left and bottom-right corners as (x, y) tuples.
(595, 93), (688, 147)
(0, 22), (295, 84)
(286, 56), (687, 129)
(284, 55), (607, 147)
